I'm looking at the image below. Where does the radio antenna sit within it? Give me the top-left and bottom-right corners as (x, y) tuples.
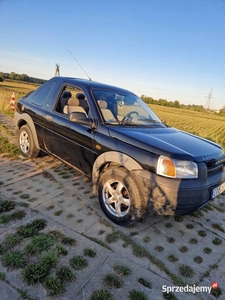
(68, 50), (92, 81)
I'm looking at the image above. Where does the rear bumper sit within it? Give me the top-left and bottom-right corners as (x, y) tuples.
(132, 166), (225, 216)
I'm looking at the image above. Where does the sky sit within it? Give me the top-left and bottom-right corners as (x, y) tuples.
(0, 0), (225, 110)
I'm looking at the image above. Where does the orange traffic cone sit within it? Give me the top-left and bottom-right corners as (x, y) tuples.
(10, 92), (15, 111)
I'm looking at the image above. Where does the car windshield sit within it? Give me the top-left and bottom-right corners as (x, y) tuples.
(92, 89), (164, 126)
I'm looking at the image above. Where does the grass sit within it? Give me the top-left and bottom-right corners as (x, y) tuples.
(0, 200), (16, 213)
(163, 292), (178, 300)
(54, 209), (63, 216)
(20, 194), (30, 199)
(0, 245), (6, 255)
(91, 290), (114, 300)
(165, 222), (173, 228)
(155, 245), (164, 252)
(194, 256), (203, 263)
(22, 253), (57, 285)
(143, 235), (151, 243)
(82, 234), (111, 250)
(0, 136), (20, 157)
(168, 254), (179, 263)
(18, 202), (29, 208)
(45, 277), (65, 296)
(0, 272), (6, 280)
(83, 248), (97, 257)
(212, 237), (222, 245)
(189, 238), (198, 244)
(103, 273), (123, 289)
(204, 247), (212, 254)
(211, 286), (223, 298)
(113, 264), (131, 276)
(198, 230), (207, 237)
(129, 290), (148, 300)
(138, 278), (152, 289)
(24, 234), (55, 255)
(105, 231), (120, 243)
(61, 237), (77, 246)
(0, 210), (26, 224)
(70, 255), (88, 270)
(47, 230), (65, 240)
(167, 237), (175, 243)
(17, 219), (47, 238)
(179, 264), (195, 278)
(2, 251), (26, 269)
(4, 234), (23, 248)
(55, 245), (68, 256)
(212, 223), (225, 233)
(56, 266), (74, 282)
(179, 246), (188, 253)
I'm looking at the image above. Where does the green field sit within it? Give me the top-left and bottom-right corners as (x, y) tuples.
(1, 80), (225, 152)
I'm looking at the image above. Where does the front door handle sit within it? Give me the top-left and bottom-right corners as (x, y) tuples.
(46, 115), (52, 121)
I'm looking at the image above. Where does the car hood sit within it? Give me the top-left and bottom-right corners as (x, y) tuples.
(109, 127), (223, 162)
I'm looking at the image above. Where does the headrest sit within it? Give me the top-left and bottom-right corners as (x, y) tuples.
(98, 100), (107, 109)
(61, 91), (72, 98)
(68, 97), (79, 106)
(76, 93), (85, 100)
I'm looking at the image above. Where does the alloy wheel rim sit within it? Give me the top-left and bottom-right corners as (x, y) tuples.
(19, 130), (30, 154)
(102, 179), (130, 217)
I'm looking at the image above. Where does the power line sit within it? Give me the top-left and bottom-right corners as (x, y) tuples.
(205, 88), (214, 110)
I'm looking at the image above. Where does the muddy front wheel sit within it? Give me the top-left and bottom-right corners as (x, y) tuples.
(98, 168), (145, 226)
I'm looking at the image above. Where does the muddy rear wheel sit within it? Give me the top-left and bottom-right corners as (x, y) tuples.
(18, 125), (39, 158)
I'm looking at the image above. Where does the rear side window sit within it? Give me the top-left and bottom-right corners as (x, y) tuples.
(32, 82), (56, 106)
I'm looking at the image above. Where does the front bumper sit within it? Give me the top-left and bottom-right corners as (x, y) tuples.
(132, 164), (225, 216)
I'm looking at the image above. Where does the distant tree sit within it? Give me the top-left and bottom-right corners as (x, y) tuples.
(9, 72), (16, 80)
(174, 100), (180, 108)
(219, 106), (225, 116)
(158, 99), (168, 106)
(0, 72), (3, 82)
(20, 73), (29, 81)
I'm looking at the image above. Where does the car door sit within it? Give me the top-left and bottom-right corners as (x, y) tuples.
(43, 86), (97, 176)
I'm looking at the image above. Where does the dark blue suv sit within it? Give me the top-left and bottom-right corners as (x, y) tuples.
(14, 77), (225, 225)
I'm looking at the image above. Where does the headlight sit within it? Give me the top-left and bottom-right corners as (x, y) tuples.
(157, 156), (198, 179)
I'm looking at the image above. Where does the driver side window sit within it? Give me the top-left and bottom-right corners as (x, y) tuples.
(56, 86), (90, 117)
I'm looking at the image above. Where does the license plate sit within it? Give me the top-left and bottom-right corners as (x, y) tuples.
(211, 182), (225, 199)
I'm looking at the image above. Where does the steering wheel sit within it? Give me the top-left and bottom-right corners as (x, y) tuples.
(122, 111), (139, 122)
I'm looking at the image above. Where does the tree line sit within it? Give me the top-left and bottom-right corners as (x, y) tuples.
(141, 95), (206, 112)
(0, 71), (46, 84)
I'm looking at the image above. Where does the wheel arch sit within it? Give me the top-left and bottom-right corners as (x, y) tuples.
(15, 112), (40, 150)
(92, 151), (143, 195)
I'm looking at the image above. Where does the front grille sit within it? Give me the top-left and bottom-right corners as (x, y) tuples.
(205, 156), (225, 176)
(207, 164), (222, 175)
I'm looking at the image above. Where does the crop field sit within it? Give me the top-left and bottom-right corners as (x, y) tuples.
(0, 80), (39, 112)
(151, 104), (225, 152)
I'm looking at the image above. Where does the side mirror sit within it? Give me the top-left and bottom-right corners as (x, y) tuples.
(69, 112), (93, 127)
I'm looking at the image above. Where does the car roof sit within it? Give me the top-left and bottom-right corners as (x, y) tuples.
(50, 76), (134, 94)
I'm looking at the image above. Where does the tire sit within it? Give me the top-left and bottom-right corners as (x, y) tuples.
(18, 125), (39, 158)
(98, 168), (145, 226)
